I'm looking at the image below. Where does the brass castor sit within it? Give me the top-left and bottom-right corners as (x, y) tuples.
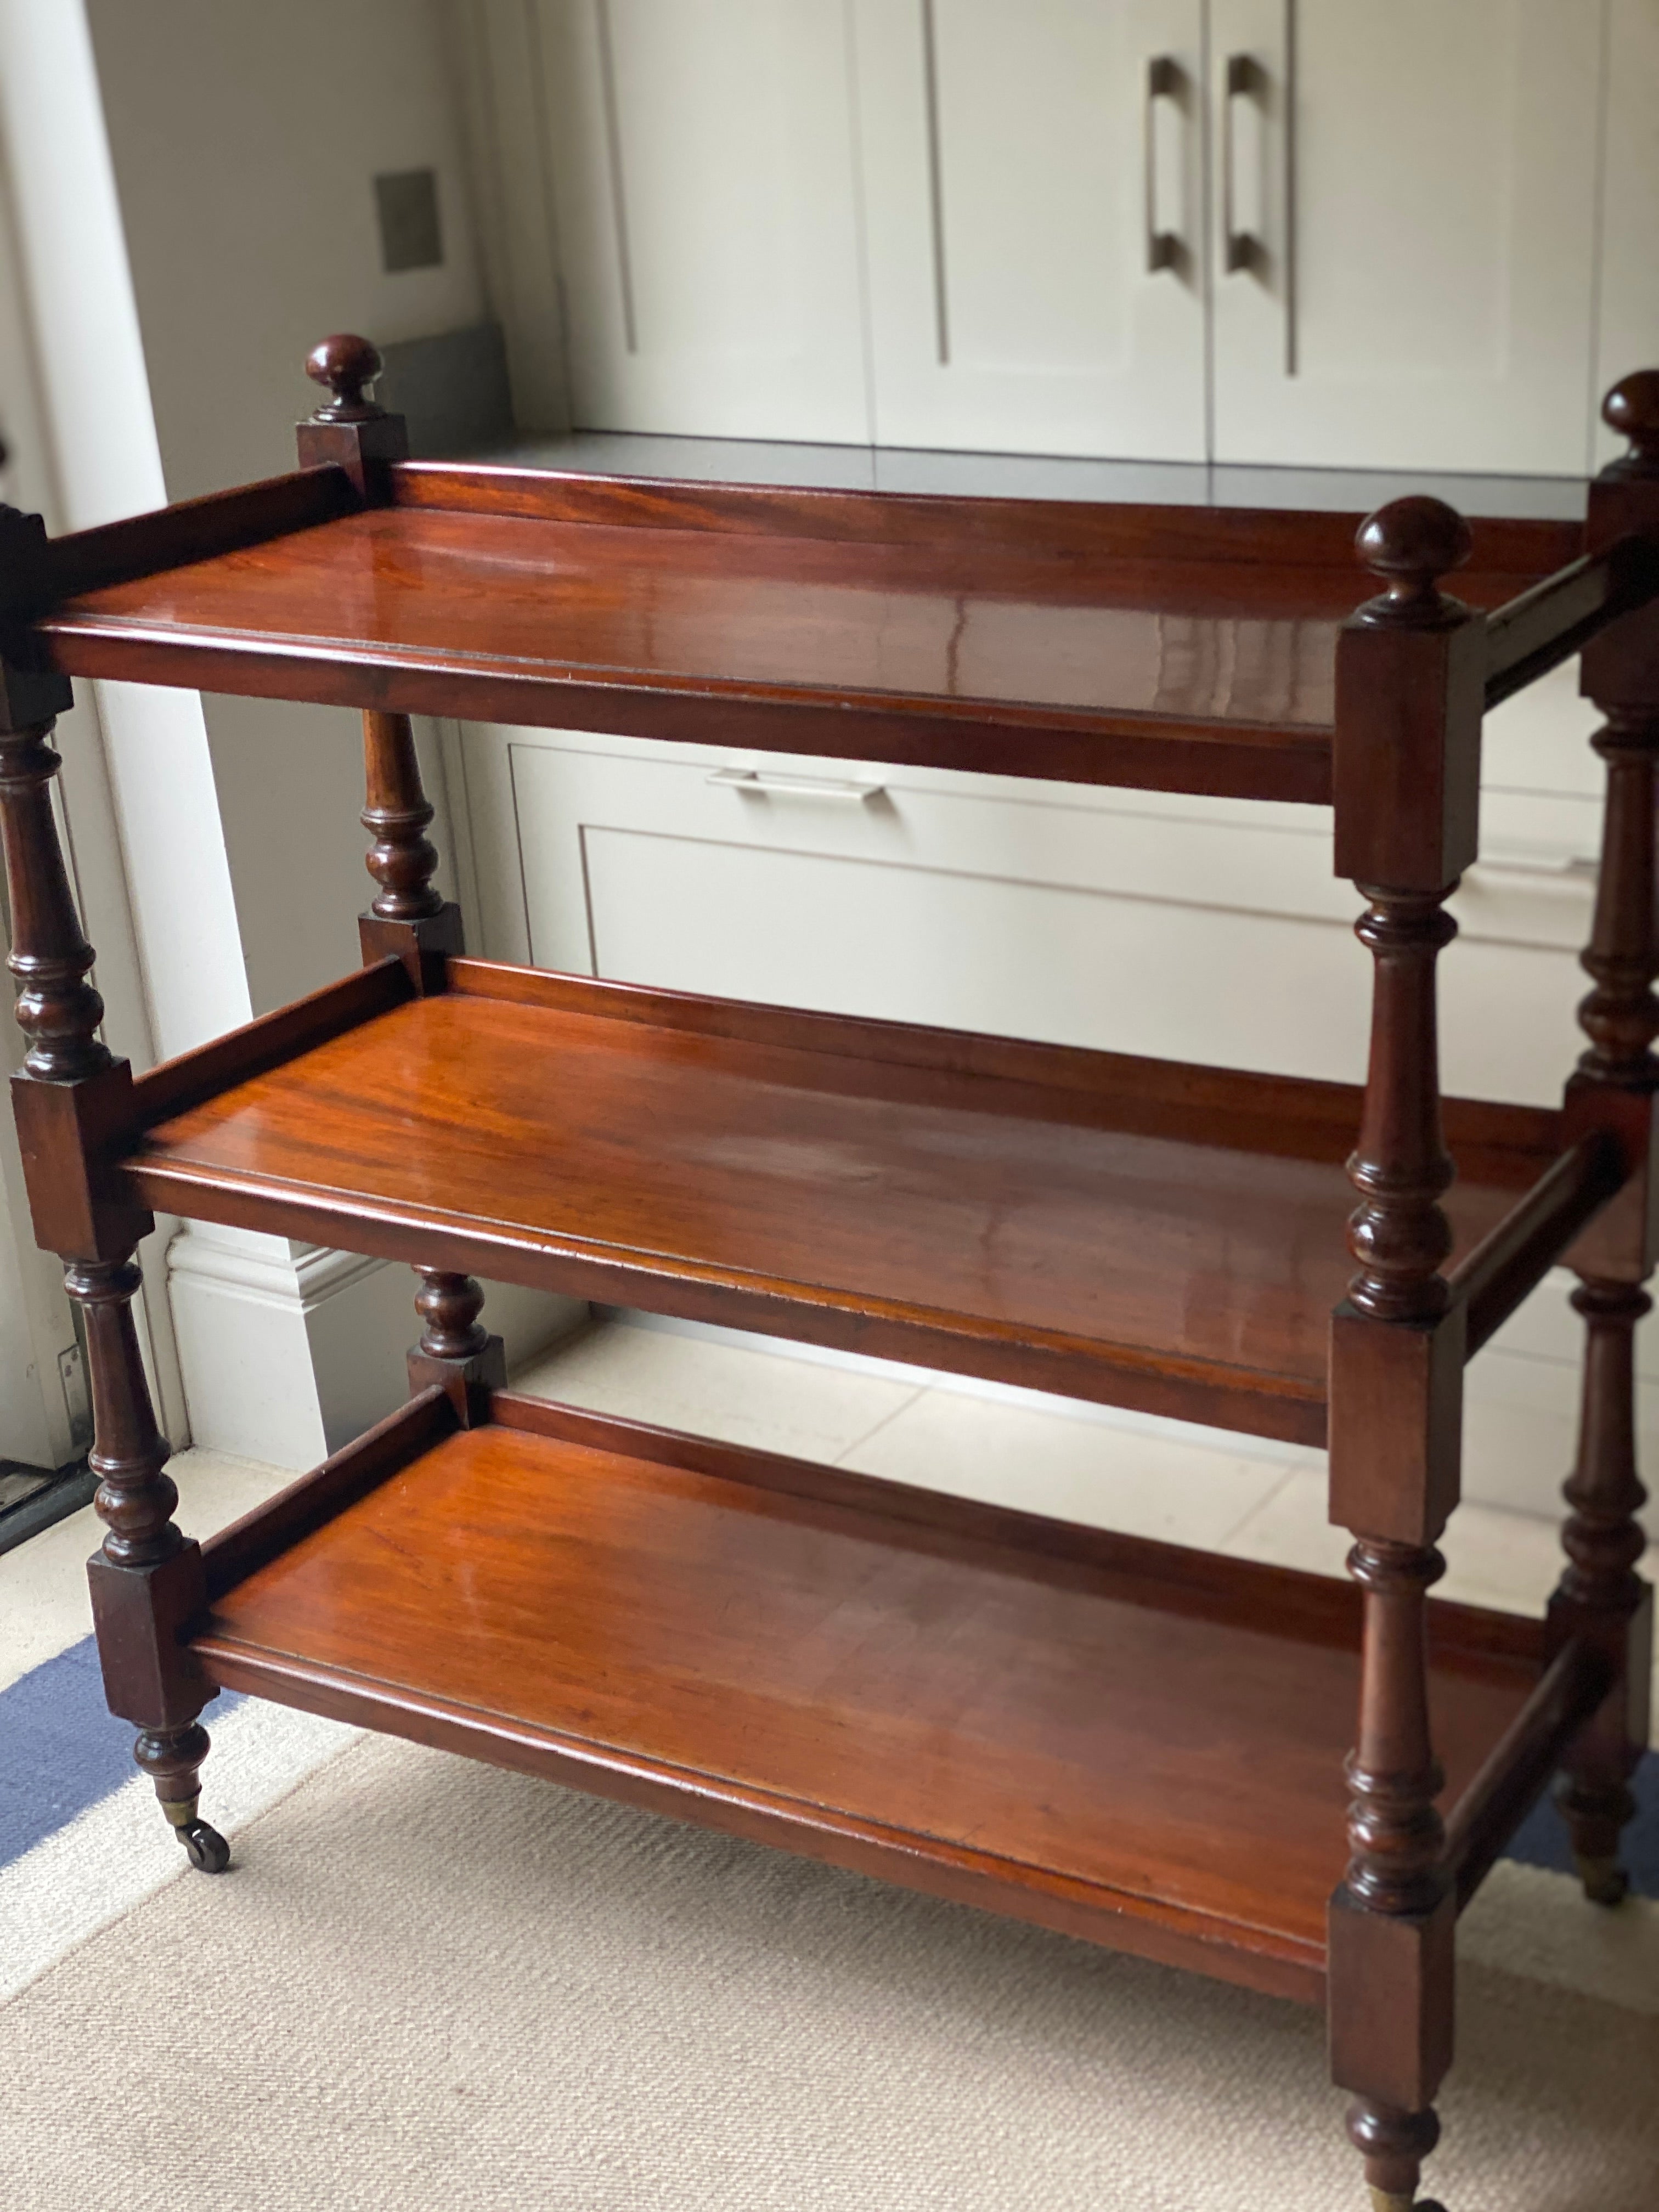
(1575, 1853), (1630, 1907)
(178, 1820), (230, 1874)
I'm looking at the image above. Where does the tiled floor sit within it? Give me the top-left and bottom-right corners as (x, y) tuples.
(512, 1312), (1659, 1742)
(517, 1313), (1575, 1603)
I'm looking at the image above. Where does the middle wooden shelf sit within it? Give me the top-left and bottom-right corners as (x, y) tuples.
(119, 955), (1562, 1446)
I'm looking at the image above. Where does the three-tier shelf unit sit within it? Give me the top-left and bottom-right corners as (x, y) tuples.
(1, 336), (1655, 2211)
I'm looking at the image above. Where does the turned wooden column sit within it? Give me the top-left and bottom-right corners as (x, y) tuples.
(297, 337), (462, 991)
(355, 708), (464, 985)
(70, 1255), (228, 1872)
(0, 670), (227, 1870)
(1551, 1277), (1652, 1901)
(408, 1268), (504, 1426)
(1327, 496), (1482, 2212)
(363, 709), (444, 924)
(1546, 369), (1659, 1905)
(0, 719), (108, 1081)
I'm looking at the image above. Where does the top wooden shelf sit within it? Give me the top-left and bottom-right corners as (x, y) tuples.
(30, 462), (1579, 802)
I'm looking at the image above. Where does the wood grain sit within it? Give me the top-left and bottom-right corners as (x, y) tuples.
(192, 1403), (1539, 2005)
(29, 476), (1577, 803)
(117, 963), (1557, 1445)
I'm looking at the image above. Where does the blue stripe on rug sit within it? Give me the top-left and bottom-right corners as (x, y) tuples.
(1, 1638), (1655, 1895)
(0, 1637), (241, 1867)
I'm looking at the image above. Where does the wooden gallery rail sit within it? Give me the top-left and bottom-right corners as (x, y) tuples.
(0, 335), (1654, 2210)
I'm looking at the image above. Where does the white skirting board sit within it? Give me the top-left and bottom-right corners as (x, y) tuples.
(166, 1223), (582, 1469)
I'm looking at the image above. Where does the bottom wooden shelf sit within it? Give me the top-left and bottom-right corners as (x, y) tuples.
(194, 1390), (1548, 2006)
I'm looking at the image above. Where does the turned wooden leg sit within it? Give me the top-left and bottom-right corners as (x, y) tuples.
(0, 711), (222, 1870)
(408, 1267), (505, 1425)
(1327, 516), (1478, 2212)
(136, 1720), (228, 1872)
(68, 1255), (227, 1874)
(1330, 1536), (1454, 2212)
(1348, 2099), (1446, 2212)
(1549, 1277), (1652, 1905)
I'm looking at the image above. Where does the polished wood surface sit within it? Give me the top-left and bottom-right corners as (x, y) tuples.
(1543, 370), (1659, 1915)
(71, 1248), (227, 1872)
(194, 1395), (1541, 2005)
(1441, 1637), (1610, 1909)
(11, 334), (1659, 2210)
(1449, 1136), (1624, 1357)
(354, 709), (464, 985)
(1483, 540), (1659, 708)
(31, 471), (1577, 803)
(121, 960), (1559, 1445)
(361, 710), (443, 924)
(0, 719), (111, 1084)
(1326, 499), (1490, 2192)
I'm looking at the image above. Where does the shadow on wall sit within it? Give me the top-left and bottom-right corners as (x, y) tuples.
(374, 323), (515, 460)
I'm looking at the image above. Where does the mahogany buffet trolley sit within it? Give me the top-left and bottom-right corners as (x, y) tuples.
(2, 338), (1655, 2210)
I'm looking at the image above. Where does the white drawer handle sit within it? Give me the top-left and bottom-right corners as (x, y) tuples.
(1468, 853), (1599, 882)
(708, 768), (885, 803)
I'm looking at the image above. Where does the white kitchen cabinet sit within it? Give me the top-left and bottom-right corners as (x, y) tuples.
(850, 0), (1207, 458)
(529, 0), (870, 441)
(450, 694), (1598, 1113)
(490, 2), (1647, 471)
(1208, 0), (1606, 473)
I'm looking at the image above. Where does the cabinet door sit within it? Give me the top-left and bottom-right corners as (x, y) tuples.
(533, 0), (870, 441)
(1209, 0), (1605, 475)
(852, 0), (1207, 460)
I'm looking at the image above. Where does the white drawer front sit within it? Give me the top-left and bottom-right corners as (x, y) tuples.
(466, 727), (1595, 1107)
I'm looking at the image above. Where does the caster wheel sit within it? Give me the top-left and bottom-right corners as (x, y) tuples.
(1579, 1858), (1629, 1908)
(180, 1820), (230, 1874)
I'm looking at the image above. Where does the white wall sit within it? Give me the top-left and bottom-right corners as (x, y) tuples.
(86, 0), (489, 498)
(0, 0), (572, 1469)
(0, 0), (242, 1448)
(84, 0), (488, 1016)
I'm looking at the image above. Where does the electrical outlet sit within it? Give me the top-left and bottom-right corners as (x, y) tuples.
(58, 1341), (91, 1451)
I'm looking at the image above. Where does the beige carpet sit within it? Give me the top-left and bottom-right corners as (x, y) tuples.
(0, 1732), (1655, 2212)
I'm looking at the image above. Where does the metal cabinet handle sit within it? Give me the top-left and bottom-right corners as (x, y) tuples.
(1144, 57), (1180, 274)
(1222, 52), (1263, 275)
(708, 767), (885, 803)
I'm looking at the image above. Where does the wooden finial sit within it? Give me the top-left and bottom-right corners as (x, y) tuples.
(1353, 496), (1473, 625)
(296, 334), (407, 490)
(1602, 370), (1659, 477)
(304, 333), (386, 423)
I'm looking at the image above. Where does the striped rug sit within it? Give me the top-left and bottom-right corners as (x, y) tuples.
(3, 1627), (1655, 2002)
(0, 1723), (1655, 2211)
